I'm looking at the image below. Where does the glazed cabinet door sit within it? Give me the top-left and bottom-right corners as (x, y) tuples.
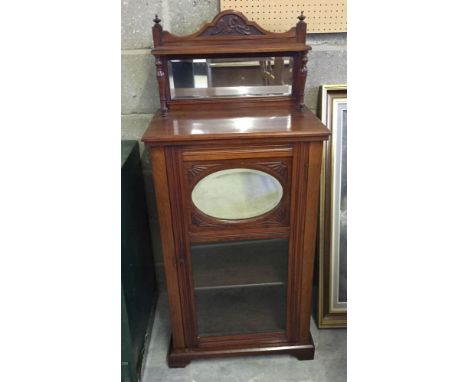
(163, 142), (316, 349)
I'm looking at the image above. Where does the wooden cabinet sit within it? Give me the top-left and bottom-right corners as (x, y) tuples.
(142, 10), (330, 367)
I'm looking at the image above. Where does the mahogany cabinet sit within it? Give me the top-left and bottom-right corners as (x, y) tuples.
(142, 10), (330, 367)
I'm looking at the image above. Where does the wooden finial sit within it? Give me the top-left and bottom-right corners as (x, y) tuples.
(153, 14), (161, 25)
(298, 11), (306, 22)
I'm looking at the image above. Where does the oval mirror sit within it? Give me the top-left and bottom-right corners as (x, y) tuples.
(191, 168), (283, 220)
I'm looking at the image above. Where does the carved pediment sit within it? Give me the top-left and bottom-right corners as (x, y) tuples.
(155, 10), (301, 47)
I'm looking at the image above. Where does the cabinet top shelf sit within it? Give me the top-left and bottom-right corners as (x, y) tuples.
(151, 10), (310, 57)
(151, 42), (310, 56)
(142, 105), (330, 145)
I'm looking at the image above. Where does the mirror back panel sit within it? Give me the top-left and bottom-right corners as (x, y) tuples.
(169, 57), (293, 99)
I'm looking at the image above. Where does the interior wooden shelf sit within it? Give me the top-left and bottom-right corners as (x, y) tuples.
(191, 238), (289, 289)
(195, 284), (287, 337)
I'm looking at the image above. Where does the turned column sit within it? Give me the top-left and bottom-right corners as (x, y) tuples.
(294, 12), (308, 111)
(152, 15), (168, 117)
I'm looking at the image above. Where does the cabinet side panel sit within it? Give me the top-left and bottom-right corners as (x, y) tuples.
(286, 142), (308, 342)
(298, 142), (324, 341)
(149, 147), (186, 349)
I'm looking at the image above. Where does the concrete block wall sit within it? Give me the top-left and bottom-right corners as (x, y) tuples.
(121, 0), (347, 290)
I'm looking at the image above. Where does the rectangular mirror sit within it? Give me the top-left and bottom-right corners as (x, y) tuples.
(168, 57), (293, 99)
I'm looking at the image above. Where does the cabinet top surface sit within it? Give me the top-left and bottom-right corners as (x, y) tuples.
(142, 105), (330, 145)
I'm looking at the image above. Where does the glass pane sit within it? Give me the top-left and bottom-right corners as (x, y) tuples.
(331, 103), (347, 309)
(169, 57), (293, 99)
(191, 238), (288, 337)
(192, 168), (283, 220)
(339, 109), (347, 303)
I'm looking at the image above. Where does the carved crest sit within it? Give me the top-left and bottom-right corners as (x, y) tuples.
(201, 14), (265, 36)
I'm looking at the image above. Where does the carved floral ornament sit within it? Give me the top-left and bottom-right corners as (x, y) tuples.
(187, 164), (220, 182)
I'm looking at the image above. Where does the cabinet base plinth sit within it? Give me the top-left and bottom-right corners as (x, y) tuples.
(167, 335), (315, 368)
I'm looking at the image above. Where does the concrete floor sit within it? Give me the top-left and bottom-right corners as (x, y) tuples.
(141, 294), (346, 382)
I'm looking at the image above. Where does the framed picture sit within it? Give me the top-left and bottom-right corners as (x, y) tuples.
(315, 84), (347, 328)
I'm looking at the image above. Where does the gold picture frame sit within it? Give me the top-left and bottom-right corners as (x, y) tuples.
(316, 84), (347, 328)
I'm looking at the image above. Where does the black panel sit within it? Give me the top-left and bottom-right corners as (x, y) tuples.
(121, 141), (157, 381)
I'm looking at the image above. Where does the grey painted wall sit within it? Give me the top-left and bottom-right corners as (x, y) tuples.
(121, 0), (347, 289)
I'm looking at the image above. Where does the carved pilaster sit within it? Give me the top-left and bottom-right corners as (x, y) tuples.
(155, 56), (168, 117)
(297, 52), (308, 111)
(292, 12), (308, 110)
